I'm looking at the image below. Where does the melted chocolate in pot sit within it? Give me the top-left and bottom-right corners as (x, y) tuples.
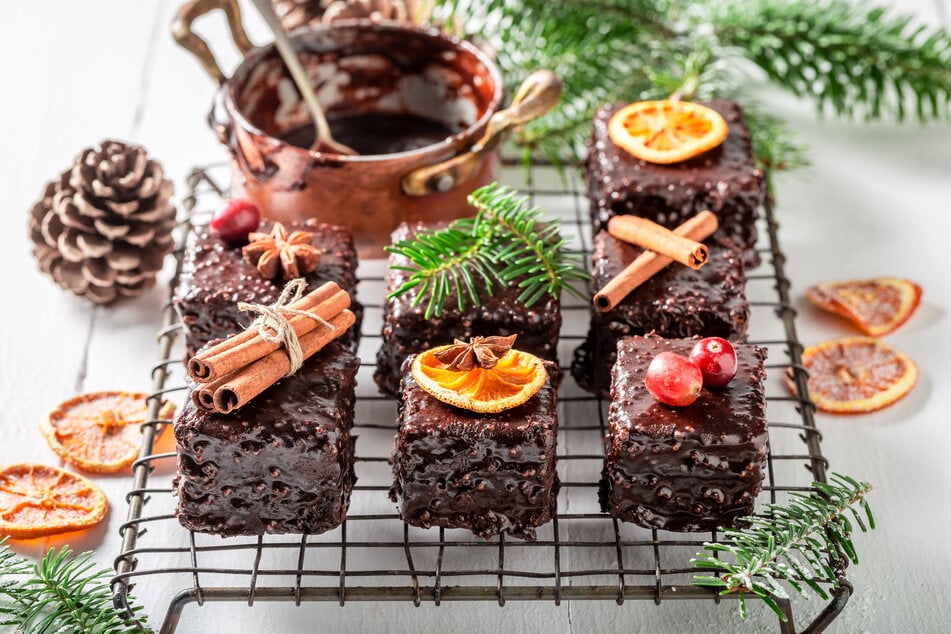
(281, 113), (461, 155)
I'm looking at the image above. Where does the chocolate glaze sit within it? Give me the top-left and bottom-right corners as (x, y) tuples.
(572, 231), (749, 398)
(375, 221), (561, 396)
(280, 113), (462, 156)
(602, 335), (768, 532)
(173, 219), (362, 357)
(174, 341), (359, 536)
(391, 357), (559, 540)
(585, 99), (765, 267)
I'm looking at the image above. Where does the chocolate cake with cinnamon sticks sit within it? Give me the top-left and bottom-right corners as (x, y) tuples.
(602, 335), (768, 532)
(573, 230), (749, 398)
(174, 341), (359, 536)
(586, 99), (765, 267)
(174, 219), (362, 357)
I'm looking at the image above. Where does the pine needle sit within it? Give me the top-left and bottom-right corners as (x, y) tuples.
(0, 538), (150, 633)
(386, 183), (588, 318)
(692, 473), (875, 622)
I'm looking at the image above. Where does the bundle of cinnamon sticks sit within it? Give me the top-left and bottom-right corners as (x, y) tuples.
(187, 281), (355, 414)
(594, 211), (719, 312)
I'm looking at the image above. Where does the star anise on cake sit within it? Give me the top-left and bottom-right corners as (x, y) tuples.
(434, 335), (518, 371)
(241, 222), (321, 281)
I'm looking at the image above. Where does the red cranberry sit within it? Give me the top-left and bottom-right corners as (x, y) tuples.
(645, 352), (703, 407)
(210, 199), (260, 243)
(689, 337), (738, 387)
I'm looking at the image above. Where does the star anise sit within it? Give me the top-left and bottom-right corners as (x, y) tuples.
(434, 334), (518, 371)
(241, 222), (321, 281)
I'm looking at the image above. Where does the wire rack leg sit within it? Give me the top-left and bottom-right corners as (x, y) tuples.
(160, 589), (198, 634)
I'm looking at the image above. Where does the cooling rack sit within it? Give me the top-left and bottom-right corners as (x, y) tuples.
(111, 162), (849, 633)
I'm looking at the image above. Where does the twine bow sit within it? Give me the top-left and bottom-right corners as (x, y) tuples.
(237, 279), (335, 376)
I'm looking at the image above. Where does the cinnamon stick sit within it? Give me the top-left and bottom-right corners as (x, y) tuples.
(608, 215), (709, 269)
(593, 211), (719, 313)
(197, 309), (356, 414)
(187, 281), (348, 383)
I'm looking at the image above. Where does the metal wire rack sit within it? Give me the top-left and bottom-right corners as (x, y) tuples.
(111, 162), (848, 633)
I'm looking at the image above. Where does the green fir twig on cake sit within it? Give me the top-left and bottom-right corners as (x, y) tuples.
(432, 0), (951, 171)
(386, 183), (588, 319)
(0, 538), (150, 633)
(692, 473), (874, 621)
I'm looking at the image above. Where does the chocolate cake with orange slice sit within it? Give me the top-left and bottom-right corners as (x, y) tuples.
(375, 221), (562, 396)
(586, 99), (765, 267)
(390, 336), (559, 540)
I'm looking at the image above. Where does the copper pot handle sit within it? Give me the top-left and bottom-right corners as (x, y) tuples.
(172, 0), (254, 86)
(402, 70), (563, 197)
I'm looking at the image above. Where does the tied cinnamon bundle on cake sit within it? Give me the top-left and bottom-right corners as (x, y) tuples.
(187, 279), (355, 413)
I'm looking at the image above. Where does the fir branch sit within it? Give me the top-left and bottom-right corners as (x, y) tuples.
(432, 0), (951, 171)
(0, 538), (150, 633)
(712, 0), (951, 122)
(386, 183), (588, 318)
(692, 473), (875, 621)
(740, 105), (810, 194)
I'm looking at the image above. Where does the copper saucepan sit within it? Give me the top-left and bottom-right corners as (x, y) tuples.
(173, 0), (562, 255)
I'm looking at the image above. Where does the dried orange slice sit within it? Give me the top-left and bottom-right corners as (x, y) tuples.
(411, 346), (547, 413)
(807, 277), (922, 337)
(789, 337), (918, 413)
(41, 391), (175, 474)
(0, 464), (107, 538)
(608, 100), (729, 164)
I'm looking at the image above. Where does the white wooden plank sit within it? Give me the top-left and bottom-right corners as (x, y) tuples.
(0, 0), (167, 561)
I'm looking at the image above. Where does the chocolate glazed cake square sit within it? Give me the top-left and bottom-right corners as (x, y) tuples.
(174, 341), (359, 536)
(586, 99), (765, 267)
(375, 221), (561, 396)
(602, 335), (768, 532)
(390, 357), (559, 540)
(572, 231), (749, 399)
(173, 219), (362, 357)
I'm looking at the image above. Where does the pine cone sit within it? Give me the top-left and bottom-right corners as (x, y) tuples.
(273, 0), (423, 29)
(28, 140), (176, 304)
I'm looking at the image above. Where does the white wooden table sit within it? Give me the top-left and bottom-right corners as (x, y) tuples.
(1, 1), (949, 632)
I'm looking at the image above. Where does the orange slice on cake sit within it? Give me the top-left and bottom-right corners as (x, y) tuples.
(806, 277), (922, 337)
(0, 464), (108, 538)
(608, 100), (729, 164)
(411, 337), (547, 413)
(41, 391), (175, 474)
(789, 337), (918, 413)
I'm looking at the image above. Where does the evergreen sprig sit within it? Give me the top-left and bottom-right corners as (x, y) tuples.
(433, 0), (951, 170)
(715, 0), (951, 122)
(0, 539), (149, 633)
(386, 183), (588, 318)
(692, 473), (875, 621)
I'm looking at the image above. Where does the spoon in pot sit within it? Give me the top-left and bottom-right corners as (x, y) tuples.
(249, 0), (358, 156)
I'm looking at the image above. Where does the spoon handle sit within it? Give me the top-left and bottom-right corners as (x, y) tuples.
(248, 0), (357, 155)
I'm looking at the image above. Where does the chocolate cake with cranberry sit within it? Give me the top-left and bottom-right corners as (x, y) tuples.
(174, 341), (359, 536)
(572, 230), (749, 398)
(601, 335), (768, 532)
(390, 356), (559, 540)
(586, 99), (765, 267)
(375, 221), (561, 396)
(173, 219), (362, 357)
